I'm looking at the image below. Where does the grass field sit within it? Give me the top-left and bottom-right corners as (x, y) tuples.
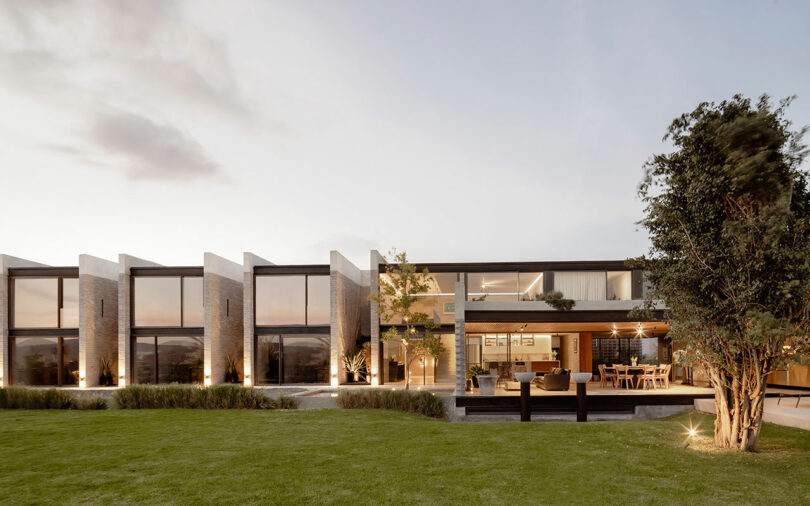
(1, 409), (809, 504)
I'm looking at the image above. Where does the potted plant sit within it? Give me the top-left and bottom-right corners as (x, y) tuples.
(468, 365), (487, 388)
(631, 356), (638, 366)
(99, 356), (114, 386)
(343, 350), (366, 383)
(225, 354), (240, 383)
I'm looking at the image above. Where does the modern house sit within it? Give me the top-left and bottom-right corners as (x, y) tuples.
(1, 250), (806, 392)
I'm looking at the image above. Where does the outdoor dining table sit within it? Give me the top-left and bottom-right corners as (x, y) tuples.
(608, 365), (648, 388)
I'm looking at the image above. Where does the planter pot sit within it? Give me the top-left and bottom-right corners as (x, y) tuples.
(353, 372), (361, 383)
(515, 372), (537, 384)
(477, 374), (498, 396)
(472, 376), (480, 388)
(571, 372), (592, 384)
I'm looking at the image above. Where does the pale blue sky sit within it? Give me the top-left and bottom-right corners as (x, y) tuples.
(0, 0), (808, 268)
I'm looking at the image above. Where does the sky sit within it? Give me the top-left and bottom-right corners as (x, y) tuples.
(1, 0), (808, 268)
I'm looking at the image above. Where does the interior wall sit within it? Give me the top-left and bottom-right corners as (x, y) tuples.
(560, 333), (580, 373)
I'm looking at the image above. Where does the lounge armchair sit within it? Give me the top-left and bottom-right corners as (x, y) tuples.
(537, 368), (570, 391)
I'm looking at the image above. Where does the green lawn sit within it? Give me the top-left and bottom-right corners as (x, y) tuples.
(1, 410), (809, 504)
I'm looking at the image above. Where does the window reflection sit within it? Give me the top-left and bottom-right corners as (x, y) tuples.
(255, 334), (329, 384)
(182, 277), (204, 327)
(255, 275), (305, 326)
(134, 336), (203, 384)
(11, 336), (78, 386)
(61, 278), (79, 328)
(256, 335), (281, 384)
(133, 277), (181, 327)
(380, 272), (459, 324)
(306, 275), (330, 325)
(606, 271), (632, 300)
(13, 278), (58, 328)
(133, 276), (203, 327)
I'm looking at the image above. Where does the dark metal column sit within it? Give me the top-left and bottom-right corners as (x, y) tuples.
(576, 382), (587, 422)
(520, 382), (531, 422)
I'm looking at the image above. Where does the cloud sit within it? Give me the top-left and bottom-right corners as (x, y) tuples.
(0, 0), (271, 182)
(90, 110), (221, 181)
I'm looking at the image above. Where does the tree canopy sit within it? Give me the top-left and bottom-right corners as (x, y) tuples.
(634, 94), (810, 450)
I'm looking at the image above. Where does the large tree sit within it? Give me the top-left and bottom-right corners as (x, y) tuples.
(635, 95), (810, 451)
(371, 250), (444, 391)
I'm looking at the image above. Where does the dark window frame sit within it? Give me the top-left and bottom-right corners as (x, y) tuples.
(253, 273), (331, 327)
(130, 274), (204, 329)
(253, 333), (330, 385)
(130, 334), (204, 384)
(9, 335), (78, 386)
(9, 275), (80, 331)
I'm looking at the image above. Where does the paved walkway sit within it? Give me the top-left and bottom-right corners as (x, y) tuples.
(694, 394), (810, 431)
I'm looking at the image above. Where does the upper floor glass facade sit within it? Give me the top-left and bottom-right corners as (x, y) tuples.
(11, 277), (79, 329)
(133, 276), (203, 327)
(255, 274), (330, 326)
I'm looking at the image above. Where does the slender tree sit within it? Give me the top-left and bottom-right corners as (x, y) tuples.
(634, 95), (810, 451)
(371, 249), (444, 390)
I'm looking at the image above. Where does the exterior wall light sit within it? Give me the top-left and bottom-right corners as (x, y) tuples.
(244, 374), (252, 387)
(331, 374), (338, 387)
(0, 377), (4, 387)
(204, 375), (212, 386)
(79, 377), (86, 388)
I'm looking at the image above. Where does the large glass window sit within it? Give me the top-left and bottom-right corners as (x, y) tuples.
(255, 275), (330, 326)
(518, 272), (544, 301)
(132, 276), (203, 327)
(256, 276), (305, 325)
(61, 278), (79, 328)
(12, 278), (58, 328)
(134, 277), (181, 326)
(381, 272), (460, 324)
(256, 335), (281, 384)
(11, 336), (78, 386)
(553, 271), (607, 300)
(306, 275), (330, 325)
(255, 334), (329, 384)
(606, 271), (632, 300)
(182, 277), (204, 327)
(467, 272), (519, 301)
(134, 336), (203, 384)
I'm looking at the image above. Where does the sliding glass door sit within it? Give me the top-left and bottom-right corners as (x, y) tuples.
(256, 334), (329, 384)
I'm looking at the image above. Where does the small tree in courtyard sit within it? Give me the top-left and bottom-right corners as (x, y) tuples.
(371, 249), (444, 391)
(634, 94), (810, 450)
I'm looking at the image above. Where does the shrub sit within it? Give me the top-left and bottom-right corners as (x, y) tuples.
(273, 395), (299, 410)
(0, 387), (76, 409)
(337, 389), (446, 419)
(112, 384), (296, 409)
(75, 396), (108, 410)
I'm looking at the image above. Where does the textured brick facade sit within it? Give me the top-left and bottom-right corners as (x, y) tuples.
(330, 251), (367, 385)
(79, 255), (118, 387)
(204, 253), (244, 385)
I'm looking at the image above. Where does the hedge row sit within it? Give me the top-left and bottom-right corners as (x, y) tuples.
(0, 387), (107, 410)
(112, 384), (298, 409)
(337, 389), (446, 419)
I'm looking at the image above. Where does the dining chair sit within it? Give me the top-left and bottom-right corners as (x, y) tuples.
(639, 365), (657, 390)
(654, 364), (672, 389)
(615, 365), (634, 389)
(599, 364), (617, 388)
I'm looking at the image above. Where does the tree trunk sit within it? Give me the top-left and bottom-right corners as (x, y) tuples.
(709, 364), (767, 451)
(404, 347), (410, 391)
